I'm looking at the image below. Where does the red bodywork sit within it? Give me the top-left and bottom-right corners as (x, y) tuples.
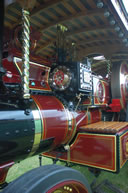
(1, 54), (128, 186)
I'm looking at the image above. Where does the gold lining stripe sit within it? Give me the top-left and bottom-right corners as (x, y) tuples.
(82, 96), (92, 106)
(32, 96), (45, 140)
(113, 135), (116, 171)
(14, 57), (52, 92)
(14, 57), (50, 70)
(28, 101), (42, 157)
(53, 97), (76, 164)
(65, 109), (77, 145)
(43, 152), (116, 172)
(120, 131), (128, 168)
(68, 117), (76, 144)
(95, 80), (106, 105)
(53, 97), (69, 145)
(29, 87), (52, 91)
(14, 57), (22, 75)
(70, 133), (117, 172)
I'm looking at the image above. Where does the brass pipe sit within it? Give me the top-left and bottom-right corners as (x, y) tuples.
(21, 9), (30, 99)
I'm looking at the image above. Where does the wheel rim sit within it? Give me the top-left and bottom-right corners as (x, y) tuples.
(47, 180), (89, 193)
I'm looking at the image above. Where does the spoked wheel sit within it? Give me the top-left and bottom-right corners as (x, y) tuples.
(2, 165), (92, 193)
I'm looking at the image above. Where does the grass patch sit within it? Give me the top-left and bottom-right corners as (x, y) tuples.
(6, 156), (128, 192)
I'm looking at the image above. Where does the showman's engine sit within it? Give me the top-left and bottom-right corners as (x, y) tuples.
(0, 3), (128, 192)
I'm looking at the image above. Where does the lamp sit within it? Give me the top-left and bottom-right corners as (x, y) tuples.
(118, 32), (124, 38)
(109, 17), (116, 25)
(97, 0), (104, 8)
(122, 38), (127, 43)
(114, 25), (120, 32)
(104, 10), (110, 17)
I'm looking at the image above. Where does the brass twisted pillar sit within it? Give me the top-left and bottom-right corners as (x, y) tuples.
(21, 9), (30, 99)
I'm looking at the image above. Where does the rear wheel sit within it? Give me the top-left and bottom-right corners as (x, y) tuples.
(2, 165), (92, 193)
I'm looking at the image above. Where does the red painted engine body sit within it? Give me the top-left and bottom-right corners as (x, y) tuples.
(0, 54), (128, 185)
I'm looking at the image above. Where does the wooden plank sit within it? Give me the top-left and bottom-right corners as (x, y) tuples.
(5, 0), (16, 7)
(86, 0), (96, 8)
(54, 5), (67, 17)
(69, 20), (81, 30)
(46, 28), (57, 36)
(77, 44), (125, 60)
(113, 53), (128, 56)
(42, 32), (56, 41)
(80, 121), (128, 133)
(7, 5), (21, 15)
(112, 58), (128, 61)
(77, 37), (121, 46)
(45, 10), (59, 20)
(73, 0), (88, 11)
(31, 18), (45, 28)
(36, 25), (113, 54)
(68, 26), (113, 37)
(39, 9), (104, 33)
(11, 0), (67, 28)
(31, 0), (67, 17)
(62, 1), (76, 14)
(4, 21), (12, 28)
(17, 0), (36, 10)
(5, 14), (18, 23)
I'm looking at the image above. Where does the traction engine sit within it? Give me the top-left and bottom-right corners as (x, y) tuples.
(0, 1), (128, 193)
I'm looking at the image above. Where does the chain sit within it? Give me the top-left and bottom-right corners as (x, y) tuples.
(21, 9), (30, 99)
